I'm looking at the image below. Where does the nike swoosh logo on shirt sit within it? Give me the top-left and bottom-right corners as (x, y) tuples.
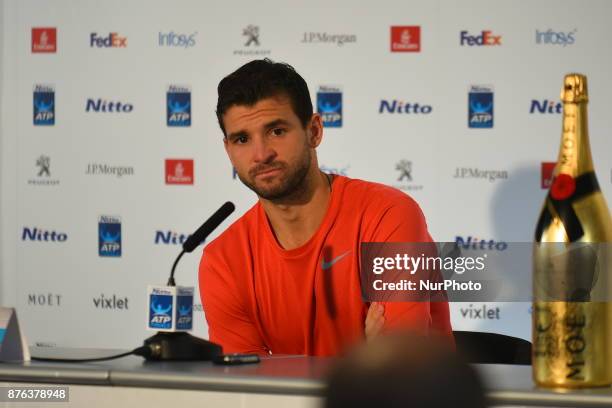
(321, 250), (351, 270)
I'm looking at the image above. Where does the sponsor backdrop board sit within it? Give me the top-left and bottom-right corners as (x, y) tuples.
(0, 0), (611, 349)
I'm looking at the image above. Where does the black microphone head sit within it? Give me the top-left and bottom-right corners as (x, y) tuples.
(182, 202), (235, 253)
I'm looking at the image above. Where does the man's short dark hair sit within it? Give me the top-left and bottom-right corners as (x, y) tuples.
(216, 59), (313, 135)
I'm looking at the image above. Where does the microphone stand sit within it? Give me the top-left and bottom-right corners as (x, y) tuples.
(142, 249), (222, 361)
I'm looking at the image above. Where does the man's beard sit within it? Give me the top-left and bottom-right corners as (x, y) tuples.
(238, 148), (312, 201)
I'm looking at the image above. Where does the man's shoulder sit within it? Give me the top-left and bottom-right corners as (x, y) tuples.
(340, 176), (420, 211)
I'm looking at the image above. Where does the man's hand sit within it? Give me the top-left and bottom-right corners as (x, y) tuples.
(365, 302), (385, 340)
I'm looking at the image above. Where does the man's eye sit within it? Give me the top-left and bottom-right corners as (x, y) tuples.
(235, 136), (248, 144)
(271, 128), (286, 136)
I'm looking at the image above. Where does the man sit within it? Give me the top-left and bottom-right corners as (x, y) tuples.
(199, 59), (452, 356)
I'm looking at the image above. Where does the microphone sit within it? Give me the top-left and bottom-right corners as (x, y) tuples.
(143, 202), (235, 361)
(182, 201), (235, 253)
(168, 201), (235, 286)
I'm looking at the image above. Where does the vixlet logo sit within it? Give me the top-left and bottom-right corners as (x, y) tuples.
(322, 250), (351, 270)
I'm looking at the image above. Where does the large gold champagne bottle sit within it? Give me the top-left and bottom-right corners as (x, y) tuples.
(533, 74), (612, 387)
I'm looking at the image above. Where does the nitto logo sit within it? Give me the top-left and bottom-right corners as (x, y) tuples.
(22, 227), (67, 242)
(379, 100), (432, 114)
(455, 236), (507, 251)
(90, 32), (127, 48)
(154, 230), (189, 245)
(536, 29), (576, 46)
(158, 31), (197, 48)
(530, 99), (562, 114)
(460, 30), (502, 46)
(86, 99), (133, 113)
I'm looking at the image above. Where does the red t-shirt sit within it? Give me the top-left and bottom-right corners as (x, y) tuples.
(199, 176), (453, 356)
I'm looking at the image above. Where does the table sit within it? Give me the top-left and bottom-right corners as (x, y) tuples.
(0, 348), (611, 407)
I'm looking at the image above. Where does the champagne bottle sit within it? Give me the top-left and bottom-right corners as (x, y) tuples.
(533, 74), (612, 387)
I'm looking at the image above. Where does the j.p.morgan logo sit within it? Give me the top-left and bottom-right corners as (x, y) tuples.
(301, 32), (356, 46)
(453, 167), (508, 182)
(234, 25), (270, 56)
(28, 155), (59, 186)
(86, 163), (134, 178)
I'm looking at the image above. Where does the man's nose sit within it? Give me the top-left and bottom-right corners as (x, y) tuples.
(252, 136), (276, 163)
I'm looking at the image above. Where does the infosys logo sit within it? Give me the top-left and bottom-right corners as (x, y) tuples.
(460, 30), (502, 46)
(158, 31), (197, 48)
(90, 32), (127, 48)
(536, 29), (576, 46)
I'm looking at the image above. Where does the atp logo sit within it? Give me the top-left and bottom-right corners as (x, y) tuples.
(33, 85), (55, 126)
(176, 299), (193, 330)
(468, 85), (494, 128)
(149, 295), (173, 329)
(167, 85), (191, 127)
(98, 215), (121, 257)
(317, 86), (342, 127)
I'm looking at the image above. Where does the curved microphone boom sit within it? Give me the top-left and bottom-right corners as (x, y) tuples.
(167, 201), (235, 286)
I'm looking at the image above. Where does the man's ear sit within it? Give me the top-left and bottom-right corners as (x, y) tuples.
(308, 113), (324, 148)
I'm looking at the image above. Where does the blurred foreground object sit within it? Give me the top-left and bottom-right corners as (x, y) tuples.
(324, 332), (487, 408)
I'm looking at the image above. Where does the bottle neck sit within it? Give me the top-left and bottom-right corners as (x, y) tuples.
(556, 102), (594, 177)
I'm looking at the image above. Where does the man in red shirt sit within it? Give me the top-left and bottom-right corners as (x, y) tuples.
(199, 59), (452, 356)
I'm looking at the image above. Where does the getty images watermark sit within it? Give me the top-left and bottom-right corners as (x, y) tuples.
(360, 242), (612, 302)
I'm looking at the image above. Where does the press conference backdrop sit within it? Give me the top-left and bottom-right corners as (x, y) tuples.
(1, 0), (611, 349)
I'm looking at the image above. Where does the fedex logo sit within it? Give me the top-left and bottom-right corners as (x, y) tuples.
(90, 32), (127, 48)
(460, 30), (502, 46)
